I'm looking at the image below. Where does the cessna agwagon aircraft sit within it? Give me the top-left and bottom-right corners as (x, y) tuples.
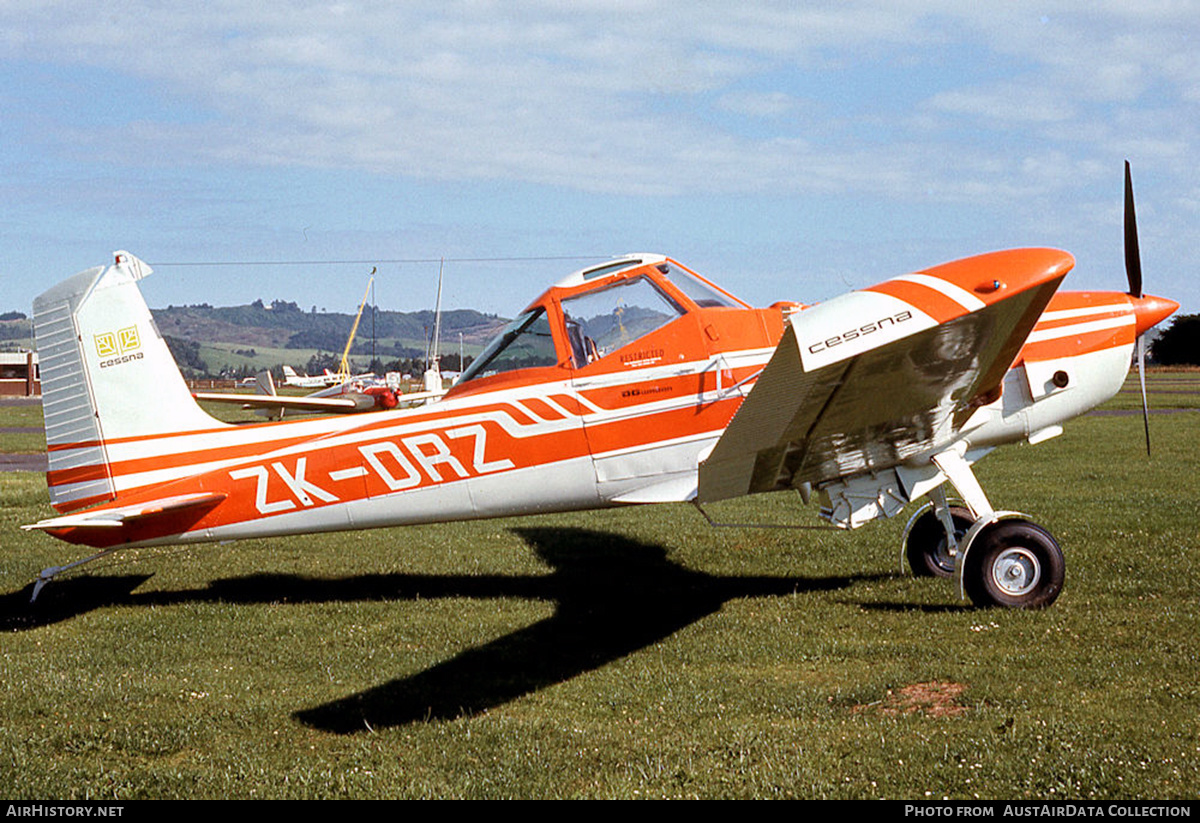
(23, 169), (1177, 608)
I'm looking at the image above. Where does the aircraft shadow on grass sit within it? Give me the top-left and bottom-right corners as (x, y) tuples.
(1, 527), (891, 734)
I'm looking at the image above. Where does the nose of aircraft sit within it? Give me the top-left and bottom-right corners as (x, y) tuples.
(1131, 294), (1180, 337)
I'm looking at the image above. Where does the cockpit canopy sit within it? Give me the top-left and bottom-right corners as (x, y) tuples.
(455, 256), (748, 388)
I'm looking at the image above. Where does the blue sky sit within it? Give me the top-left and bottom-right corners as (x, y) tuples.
(2, 2), (1197, 318)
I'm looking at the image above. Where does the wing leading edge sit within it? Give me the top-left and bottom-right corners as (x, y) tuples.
(698, 248), (1072, 504)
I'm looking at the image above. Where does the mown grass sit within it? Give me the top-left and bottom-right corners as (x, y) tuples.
(1102, 370), (1200, 412)
(0, 375), (1196, 799)
(0, 401), (45, 453)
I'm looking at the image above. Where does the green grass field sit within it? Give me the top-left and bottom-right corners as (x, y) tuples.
(0, 373), (1197, 799)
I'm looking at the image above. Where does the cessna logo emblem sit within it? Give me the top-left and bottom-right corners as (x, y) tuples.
(95, 325), (144, 368)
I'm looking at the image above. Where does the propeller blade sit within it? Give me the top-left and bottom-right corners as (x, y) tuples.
(1124, 160), (1143, 298)
(1137, 334), (1151, 457)
(1126, 162), (1154, 455)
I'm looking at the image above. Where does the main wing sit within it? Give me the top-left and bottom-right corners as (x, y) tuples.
(193, 391), (365, 414)
(698, 248), (1072, 504)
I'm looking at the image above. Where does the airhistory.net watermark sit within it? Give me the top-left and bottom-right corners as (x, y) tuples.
(6, 807), (123, 818)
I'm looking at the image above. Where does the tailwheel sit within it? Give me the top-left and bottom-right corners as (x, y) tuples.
(962, 519), (1064, 609)
(905, 505), (973, 578)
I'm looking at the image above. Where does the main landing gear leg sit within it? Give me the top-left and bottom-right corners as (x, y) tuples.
(903, 486), (972, 578)
(905, 446), (1065, 609)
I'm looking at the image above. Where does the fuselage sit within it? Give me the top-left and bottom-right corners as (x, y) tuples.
(35, 253), (1176, 550)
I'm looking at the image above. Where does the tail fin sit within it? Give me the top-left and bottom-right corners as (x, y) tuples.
(33, 251), (226, 512)
(282, 365), (298, 377)
(254, 369), (277, 396)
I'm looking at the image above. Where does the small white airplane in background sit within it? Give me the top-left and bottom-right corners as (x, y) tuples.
(281, 365), (344, 389)
(21, 165), (1178, 609)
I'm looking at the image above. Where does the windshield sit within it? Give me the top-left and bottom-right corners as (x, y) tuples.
(457, 307), (558, 383)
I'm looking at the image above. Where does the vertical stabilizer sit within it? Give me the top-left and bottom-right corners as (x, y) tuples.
(33, 251), (226, 511)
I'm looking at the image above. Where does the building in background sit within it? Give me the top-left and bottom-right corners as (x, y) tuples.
(0, 352), (39, 397)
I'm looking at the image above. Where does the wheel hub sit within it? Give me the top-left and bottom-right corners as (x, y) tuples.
(991, 547), (1041, 596)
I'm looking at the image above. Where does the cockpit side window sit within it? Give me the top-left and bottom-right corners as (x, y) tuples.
(561, 276), (684, 367)
(457, 307), (558, 383)
(658, 262), (746, 308)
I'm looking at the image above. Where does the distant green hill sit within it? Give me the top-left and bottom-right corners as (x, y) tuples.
(141, 301), (507, 377)
(0, 316), (32, 352)
(0, 300), (506, 377)
(153, 300), (505, 353)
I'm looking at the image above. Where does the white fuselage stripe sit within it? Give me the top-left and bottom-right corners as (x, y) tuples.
(1025, 315), (1133, 343)
(892, 273), (987, 312)
(1038, 304), (1131, 323)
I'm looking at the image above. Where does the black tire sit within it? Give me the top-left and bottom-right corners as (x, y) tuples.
(962, 519), (1064, 609)
(905, 505), (973, 578)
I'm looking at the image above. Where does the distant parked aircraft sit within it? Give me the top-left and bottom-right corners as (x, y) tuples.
(281, 365), (344, 389)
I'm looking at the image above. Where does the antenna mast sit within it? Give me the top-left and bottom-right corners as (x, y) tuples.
(337, 268), (375, 383)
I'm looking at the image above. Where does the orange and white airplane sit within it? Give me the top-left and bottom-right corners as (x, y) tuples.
(22, 168), (1178, 608)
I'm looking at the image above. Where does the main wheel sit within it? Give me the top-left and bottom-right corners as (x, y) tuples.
(962, 519), (1064, 609)
(905, 505), (973, 578)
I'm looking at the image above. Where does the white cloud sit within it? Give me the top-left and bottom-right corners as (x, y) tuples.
(926, 84), (1079, 125)
(1, 1), (1197, 206)
(717, 91), (806, 119)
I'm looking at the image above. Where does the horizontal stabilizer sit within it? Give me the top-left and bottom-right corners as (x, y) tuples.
(23, 492), (226, 532)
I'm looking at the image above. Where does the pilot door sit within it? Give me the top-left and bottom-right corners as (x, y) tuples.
(560, 272), (717, 502)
